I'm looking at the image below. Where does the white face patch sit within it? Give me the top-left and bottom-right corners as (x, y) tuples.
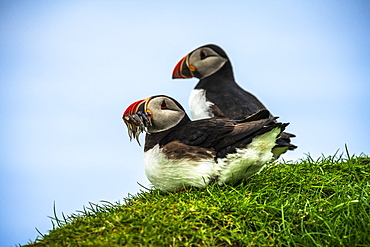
(189, 89), (214, 120)
(146, 96), (185, 133)
(188, 47), (228, 79)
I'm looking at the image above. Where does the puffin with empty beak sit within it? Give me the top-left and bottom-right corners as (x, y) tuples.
(172, 44), (297, 158)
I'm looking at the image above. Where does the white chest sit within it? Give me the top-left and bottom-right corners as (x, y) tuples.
(189, 89), (214, 120)
(143, 145), (219, 192)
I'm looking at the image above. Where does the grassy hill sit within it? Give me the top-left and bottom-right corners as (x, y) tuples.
(25, 151), (369, 246)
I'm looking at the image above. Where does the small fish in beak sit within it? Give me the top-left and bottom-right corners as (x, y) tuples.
(122, 99), (152, 145)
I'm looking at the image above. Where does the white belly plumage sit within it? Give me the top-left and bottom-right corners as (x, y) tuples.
(189, 89), (214, 120)
(143, 127), (279, 192)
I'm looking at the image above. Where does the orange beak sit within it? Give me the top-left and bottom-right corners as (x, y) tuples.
(172, 54), (194, 79)
(123, 99), (146, 116)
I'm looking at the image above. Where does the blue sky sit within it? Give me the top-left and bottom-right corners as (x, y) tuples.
(1, 1), (369, 246)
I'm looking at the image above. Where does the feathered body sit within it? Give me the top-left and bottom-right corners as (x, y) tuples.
(172, 44), (297, 158)
(123, 95), (287, 192)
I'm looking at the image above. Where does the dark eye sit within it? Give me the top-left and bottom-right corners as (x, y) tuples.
(161, 100), (168, 109)
(200, 50), (207, 59)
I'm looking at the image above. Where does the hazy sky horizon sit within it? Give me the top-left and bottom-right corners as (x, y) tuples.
(1, 1), (369, 246)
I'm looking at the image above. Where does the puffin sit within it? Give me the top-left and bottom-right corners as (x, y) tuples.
(172, 44), (297, 158)
(122, 95), (289, 192)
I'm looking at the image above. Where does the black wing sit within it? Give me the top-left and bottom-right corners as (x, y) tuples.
(159, 118), (234, 148)
(159, 116), (287, 160)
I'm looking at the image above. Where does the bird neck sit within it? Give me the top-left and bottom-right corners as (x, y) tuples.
(195, 61), (236, 90)
(144, 115), (191, 152)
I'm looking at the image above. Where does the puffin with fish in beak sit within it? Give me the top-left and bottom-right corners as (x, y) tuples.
(123, 95), (289, 192)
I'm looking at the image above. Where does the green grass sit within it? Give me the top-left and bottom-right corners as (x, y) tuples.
(24, 151), (370, 246)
